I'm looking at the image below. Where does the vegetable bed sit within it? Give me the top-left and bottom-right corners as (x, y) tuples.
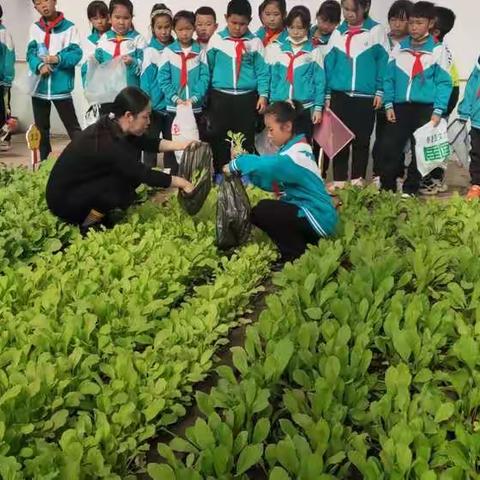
(0, 169), (275, 478)
(148, 189), (480, 480)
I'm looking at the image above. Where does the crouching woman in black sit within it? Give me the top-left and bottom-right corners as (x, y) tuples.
(46, 87), (194, 232)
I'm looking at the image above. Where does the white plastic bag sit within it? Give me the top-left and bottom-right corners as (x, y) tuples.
(255, 128), (278, 155)
(84, 104), (101, 128)
(448, 118), (471, 170)
(414, 119), (451, 177)
(84, 57), (127, 105)
(171, 103), (199, 164)
(14, 71), (41, 96)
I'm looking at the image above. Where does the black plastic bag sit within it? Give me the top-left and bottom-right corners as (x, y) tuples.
(178, 143), (213, 215)
(216, 176), (252, 249)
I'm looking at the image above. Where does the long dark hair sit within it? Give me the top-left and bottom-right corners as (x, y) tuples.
(96, 87), (150, 146)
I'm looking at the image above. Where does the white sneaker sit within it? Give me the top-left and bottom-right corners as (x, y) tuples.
(0, 140), (11, 152)
(372, 176), (381, 190)
(351, 178), (365, 188)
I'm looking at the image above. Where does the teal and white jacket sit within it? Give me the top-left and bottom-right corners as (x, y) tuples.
(207, 28), (270, 97)
(458, 58), (480, 130)
(0, 24), (15, 87)
(158, 40), (210, 113)
(26, 15), (82, 100)
(268, 39), (325, 111)
(324, 17), (389, 98)
(140, 37), (172, 112)
(81, 29), (101, 87)
(95, 29), (147, 87)
(229, 135), (338, 237)
(384, 35), (453, 116)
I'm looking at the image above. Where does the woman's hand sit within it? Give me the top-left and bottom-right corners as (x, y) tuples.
(122, 55), (133, 65)
(222, 164), (231, 176)
(171, 176), (194, 193)
(44, 55), (59, 65)
(312, 111), (323, 125)
(159, 139), (200, 152)
(39, 64), (52, 77)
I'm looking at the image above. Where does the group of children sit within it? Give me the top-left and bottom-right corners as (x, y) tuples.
(2, 0), (480, 199)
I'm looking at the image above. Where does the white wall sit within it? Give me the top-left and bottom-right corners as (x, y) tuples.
(8, 0), (476, 134)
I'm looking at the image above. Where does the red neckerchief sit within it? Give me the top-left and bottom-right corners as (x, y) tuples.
(228, 38), (247, 80)
(409, 51), (425, 78)
(345, 26), (363, 58)
(286, 51), (307, 93)
(112, 35), (125, 58)
(263, 28), (282, 47)
(39, 12), (65, 49)
(179, 51), (197, 88)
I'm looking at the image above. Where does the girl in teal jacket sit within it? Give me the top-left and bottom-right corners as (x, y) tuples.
(226, 101), (338, 265)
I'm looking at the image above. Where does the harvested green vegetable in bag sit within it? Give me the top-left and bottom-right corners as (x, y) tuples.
(178, 143), (213, 215)
(216, 175), (252, 250)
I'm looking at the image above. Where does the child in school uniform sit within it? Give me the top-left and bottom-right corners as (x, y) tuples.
(195, 7), (218, 50)
(458, 57), (480, 200)
(27, 0), (82, 161)
(95, 0), (147, 114)
(225, 101), (337, 266)
(419, 6), (459, 195)
(0, 5), (15, 151)
(324, 0), (389, 191)
(269, 6), (324, 142)
(81, 1), (110, 86)
(310, 0), (341, 177)
(311, 0), (341, 50)
(207, 0), (270, 174)
(380, 1), (452, 196)
(158, 10), (210, 150)
(256, 0), (287, 48)
(371, 0), (413, 188)
(140, 3), (175, 169)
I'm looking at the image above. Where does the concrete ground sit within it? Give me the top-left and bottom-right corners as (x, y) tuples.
(0, 133), (471, 196)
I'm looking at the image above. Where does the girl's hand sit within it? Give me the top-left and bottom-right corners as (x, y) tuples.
(312, 111), (323, 125)
(39, 64), (52, 77)
(373, 95), (383, 110)
(222, 165), (231, 176)
(431, 114), (442, 127)
(257, 96), (268, 114)
(386, 109), (396, 123)
(122, 55), (133, 65)
(44, 55), (59, 65)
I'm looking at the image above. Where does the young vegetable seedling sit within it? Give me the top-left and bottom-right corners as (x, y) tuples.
(227, 130), (247, 158)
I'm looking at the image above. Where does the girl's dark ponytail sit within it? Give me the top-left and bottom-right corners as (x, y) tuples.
(265, 100), (304, 134)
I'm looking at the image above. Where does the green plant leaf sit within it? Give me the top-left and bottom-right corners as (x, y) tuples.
(236, 443), (263, 475)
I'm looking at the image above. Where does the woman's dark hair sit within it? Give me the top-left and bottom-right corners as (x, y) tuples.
(195, 6), (217, 23)
(388, 0), (414, 21)
(317, 0), (341, 24)
(173, 10), (196, 28)
(434, 6), (456, 40)
(341, 0), (371, 19)
(0, 6), (3, 18)
(109, 0), (133, 16)
(265, 101), (304, 134)
(111, 87), (150, 118)
(258, 0), (287, 19)
(227, 0), (252, 20)
(411, 1), (435, 20)
(87, 1), (108, 19)
(150, 3), (172, 30)
(286, 6), (311, 29)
